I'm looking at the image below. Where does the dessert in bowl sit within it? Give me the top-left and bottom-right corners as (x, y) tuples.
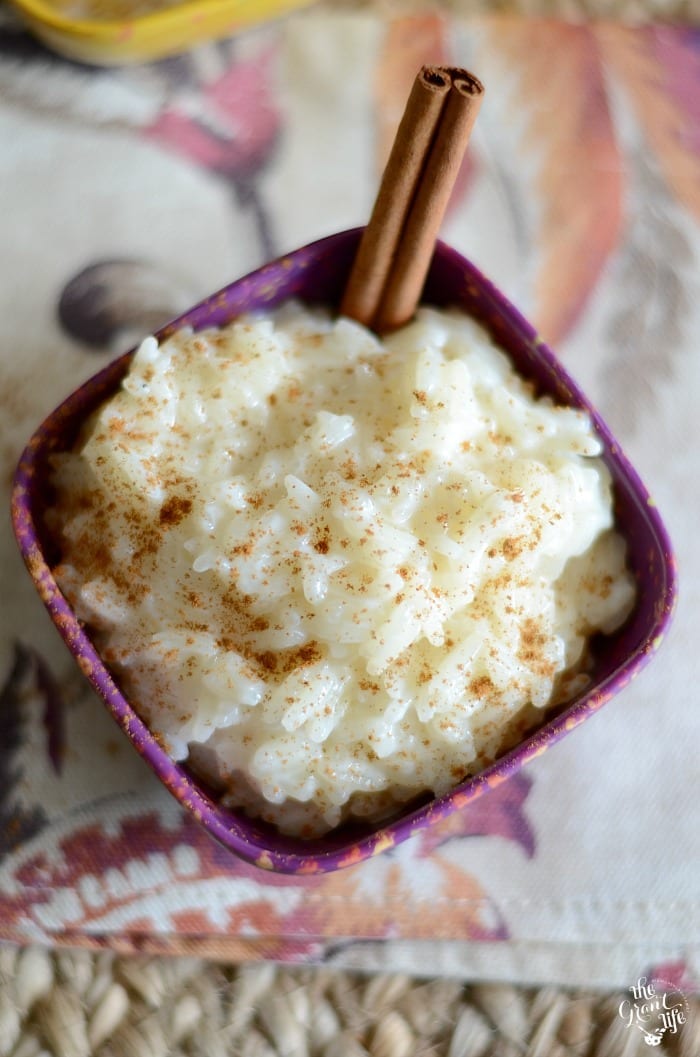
(11, 228), (677, 873)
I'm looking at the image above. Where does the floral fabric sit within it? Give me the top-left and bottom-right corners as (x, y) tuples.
(0, 8), (698, 989)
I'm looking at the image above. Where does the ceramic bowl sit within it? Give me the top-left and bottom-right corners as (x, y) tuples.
(11, 228), (677, 873)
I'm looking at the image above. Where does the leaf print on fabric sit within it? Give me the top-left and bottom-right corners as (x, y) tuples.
(0, 809), (315, 945)
(600, 152), (693, 436)
(416, 773), (536, 859)
(0, 791), (512, 946)
(144, 42), (282, 260)
(375, 15), (478, 215)
(152, 44), (282, 180)
(0, 644), (48, 861)
(484, 19), (623, 346)
(293, 847), (508, 943)
(277, 755), (535, 946)
(58, 260), (199, 352)
(31, 646), (67, 775)
(598, 26), (700, 224)
(300, 773), (536, 943)
(0, 29), (282, 263)
(374, 14), (448, 172)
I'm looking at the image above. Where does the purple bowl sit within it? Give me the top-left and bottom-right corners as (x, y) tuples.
(11, 229), (677, 874)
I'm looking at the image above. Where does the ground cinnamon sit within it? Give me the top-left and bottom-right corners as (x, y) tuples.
(341, 66), (483, 334)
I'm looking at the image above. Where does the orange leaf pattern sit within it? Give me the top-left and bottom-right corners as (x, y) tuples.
(374, 15), (450, 174)
(292, 852), (507, 943)
(597, 25), (700, 223)
(482, 18), (623, 346)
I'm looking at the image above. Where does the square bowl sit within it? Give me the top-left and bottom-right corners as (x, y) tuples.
(11, 228), (677, 874)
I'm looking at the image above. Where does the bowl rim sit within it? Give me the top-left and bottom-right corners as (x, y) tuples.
(10, 227), (678, 874)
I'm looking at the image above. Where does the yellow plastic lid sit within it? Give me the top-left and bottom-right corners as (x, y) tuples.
(8, 0), (315, 65)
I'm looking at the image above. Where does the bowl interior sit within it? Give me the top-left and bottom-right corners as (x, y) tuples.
(12, 228), (677, 873)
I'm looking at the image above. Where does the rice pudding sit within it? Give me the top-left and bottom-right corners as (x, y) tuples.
(49, 303), (636, 835)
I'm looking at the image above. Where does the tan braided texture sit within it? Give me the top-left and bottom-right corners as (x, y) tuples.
(0, 947), (698, 1057)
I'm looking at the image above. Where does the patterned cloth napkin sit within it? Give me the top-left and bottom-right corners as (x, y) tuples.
(1, 7), (698, 991)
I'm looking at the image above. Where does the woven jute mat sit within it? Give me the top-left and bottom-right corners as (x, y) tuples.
(0, 947), (697, 1057)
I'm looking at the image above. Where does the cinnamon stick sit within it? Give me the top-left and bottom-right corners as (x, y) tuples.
(342, 66), (484, 334)
(339, 66), (451, 328)
(375, 72), (483, 333)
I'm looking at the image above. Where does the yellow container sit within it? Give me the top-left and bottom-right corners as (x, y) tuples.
(8, 0), (315, 65)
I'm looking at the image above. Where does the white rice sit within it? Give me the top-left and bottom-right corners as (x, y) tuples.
(49, 303), (636, 835)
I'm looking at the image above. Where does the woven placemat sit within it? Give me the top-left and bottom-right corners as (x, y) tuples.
(0, 947), (696, 1057)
